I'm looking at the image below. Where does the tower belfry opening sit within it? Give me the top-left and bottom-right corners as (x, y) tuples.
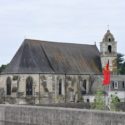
(108, 45), (112, 53)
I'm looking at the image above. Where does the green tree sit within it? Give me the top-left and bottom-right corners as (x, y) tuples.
(110, 94), (120, 111)
(0, 64), (8, 73)
(93, 87), (105, 110)
(117, 53), (125, 74)
(120, 62), (125, 74)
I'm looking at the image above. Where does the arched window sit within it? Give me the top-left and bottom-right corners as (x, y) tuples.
(83, 80), (86, 90)
(80, 80), (87, 95)
(26, 77), (33, 96)
(59, 79), (62, 95)
(6, 77), (11, 95)
(108, 45), (112, 53)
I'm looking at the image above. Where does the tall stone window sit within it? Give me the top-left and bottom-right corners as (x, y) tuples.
(59, 79), (62, 95)
(6, 77), (11, 95)
(80, 80), (87, 95)
(26, 77), (33, 96)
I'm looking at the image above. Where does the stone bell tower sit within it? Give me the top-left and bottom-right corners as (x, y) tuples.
(100, 30), (117, 73)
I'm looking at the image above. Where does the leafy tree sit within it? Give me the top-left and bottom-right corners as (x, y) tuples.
(117, 53), (124, 65)
(120, 62), (125, 74)
(93, 87), (105, 110)
(110, 94), (120, 111)
(117, 53), (125, 74)
(0, 64), (8, 73)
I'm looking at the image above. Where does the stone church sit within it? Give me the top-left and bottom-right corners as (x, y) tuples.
(0, 30), (125, 104)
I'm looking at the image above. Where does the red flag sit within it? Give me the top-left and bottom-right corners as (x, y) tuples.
(103, 60), (110, 85)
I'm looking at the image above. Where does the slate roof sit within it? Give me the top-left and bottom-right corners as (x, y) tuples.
(2, 39), (102, 74)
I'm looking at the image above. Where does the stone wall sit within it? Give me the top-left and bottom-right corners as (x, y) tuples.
(0, 74), (125, 104)
(0, 105), (125, 125)
(0, 74), (91, 104)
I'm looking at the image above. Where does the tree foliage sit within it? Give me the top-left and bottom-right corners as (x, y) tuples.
(0, 64), (8, 73)
(110, 94), (120, 111)
(117, 53), (125, 74)
(93, 87), (105, 110)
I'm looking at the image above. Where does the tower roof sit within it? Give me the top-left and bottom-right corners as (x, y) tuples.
(102, 30), (115, 42)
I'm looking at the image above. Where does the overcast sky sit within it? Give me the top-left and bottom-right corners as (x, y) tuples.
(0, 0), (125, 65)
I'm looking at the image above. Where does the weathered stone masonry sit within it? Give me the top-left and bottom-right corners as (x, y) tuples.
(0, 105), (125, 125)
(0, 73), (92, 104)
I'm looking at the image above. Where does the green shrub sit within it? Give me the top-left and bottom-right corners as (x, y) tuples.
(110, 94), (120, 111)
(93, 87), (105, 110)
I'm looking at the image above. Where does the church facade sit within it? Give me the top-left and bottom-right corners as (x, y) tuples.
(0, 30), (125, 104)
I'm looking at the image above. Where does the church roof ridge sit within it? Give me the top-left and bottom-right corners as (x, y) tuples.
(23, 38), (95, 47)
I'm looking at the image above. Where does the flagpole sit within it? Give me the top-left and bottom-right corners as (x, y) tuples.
(102, 83), (107, 110)
(104, 84), (108, 110)
(108, 83), (111, 110)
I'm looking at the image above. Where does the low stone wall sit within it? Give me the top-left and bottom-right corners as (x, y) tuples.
(0, 105), (125, 125)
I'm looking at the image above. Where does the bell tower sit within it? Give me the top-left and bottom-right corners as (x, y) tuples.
(100, 30), (117, 73)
